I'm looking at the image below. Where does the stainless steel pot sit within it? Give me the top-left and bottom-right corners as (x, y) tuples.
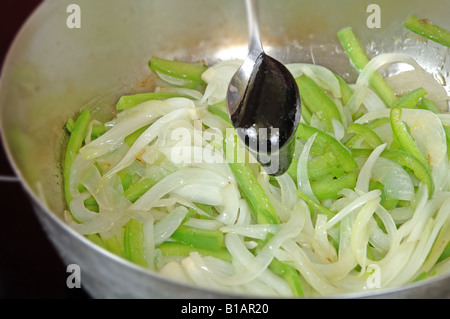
(1, 0), (450, 298)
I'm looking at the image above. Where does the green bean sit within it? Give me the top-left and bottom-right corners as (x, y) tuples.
(412, 271), (429, 283)
(124, 124), (151, 147)
(310, 173), (357, 201)
(124, 177), (158, 203)
(296, 74), (342, 132)
(392, 87), (427, 109)
(390, 107), (431, 173)
(116, 92), (193, 110)
(437, 242), (450, 263)
(64, 109), (91, 207)
(207, 100), (232, 125)
(65, 117), (75, 133)
(300, 99), (312, 125)
(367, 117), (391, 129)
(296, 123), (358, 172)
(171, 225), (224, 252)
(105, 234), (125, 258)
(224, 132), (303, 296)
(149, 57), (208, 89)
(296, 189), (335, 219)
(352, 148), (434, 197)
(158, 241), (232, 262)
(269, 258), (304, 297)
(369, 180), (399, 210)
(124, 218), (147, 267)
(86, 234), (105, 248)
(420, 97), (442, 114)
(287, 150), (343, 183)
(224, 133), (279, 225)
(444, 125), (450, 159)
(84, 196), (99, 213)
(91, 124), (106, 140)
(335, 74), (354, 105)
(118, 169), (139, 191)
(193, 203), (216, 218)
(308, 152), (344, 180)
(337, 27), (398, 107)
(345, 123), (383, 149)
(404, 16), (450, 48)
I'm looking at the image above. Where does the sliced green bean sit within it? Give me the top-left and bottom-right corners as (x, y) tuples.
(105, 234), (125, 258)
(118, 169), (139, 191)
(224, 132), (303, 296)
(310, 173), (357, 201)
(300, 99), (312, 125)
(84, 196), (99, 213)
(296, 74), (342, 132)
(171, 225), (224, 252)
(124, 177), (158, 203)
(224, 133), (279, 225)
(335, 74), (354, 105)
(158, 241), (232, 262)
(308, 152), (344, 180)
(444, 125), (450, 159)
(345, 123), (383, 149)
(437, 242), (450, 263)
(296, 123), (358, 172)
(207, 100), (232, 125)
(124, 124), (151, 147)
(86, 234), (105, 248)
(65, 117), (75, 133)
(392, 87), (427, 109)
(124, 218), (147, 267)
(64, 109), (91, 207)
(369, 180), (399, 210)
(149, 57), (208, 89)
(390, 107), (431, 173)
(420, 97), (442, 114)
(404, 16), (450, 48)
(296, 189), (335, 219)
(337, 27), (398, 107)
(269, 258), (304, 297)
(116, 92), (193, 111)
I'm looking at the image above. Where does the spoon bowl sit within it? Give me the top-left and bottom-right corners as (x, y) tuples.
(226, 0), (301, 175)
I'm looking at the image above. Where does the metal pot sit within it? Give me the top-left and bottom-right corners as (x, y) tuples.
(1, 0), (449, 298)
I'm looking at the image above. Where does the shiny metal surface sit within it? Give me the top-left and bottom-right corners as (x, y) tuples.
(1, 0), (450, 298)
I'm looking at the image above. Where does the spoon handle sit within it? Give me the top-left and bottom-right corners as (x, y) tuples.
(245, 0), (264, 59)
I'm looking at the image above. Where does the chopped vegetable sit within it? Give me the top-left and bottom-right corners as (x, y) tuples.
(62, 22), (450, 297)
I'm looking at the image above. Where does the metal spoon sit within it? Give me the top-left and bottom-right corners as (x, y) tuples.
(226, 0), (301, 176)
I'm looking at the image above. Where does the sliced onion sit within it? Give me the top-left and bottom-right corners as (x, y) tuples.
(326, 190), (381, 229)
(287, 63), (341, 98)
(372, 157), (415, 201)
(153, 206), (188, 246)
(201, 59), (242, 105)
(129, 167), (229, 212)
(276, 173), (297, 212)
(347, 53), (419, 113)
(80, 101), (173, 160)
(101, 107), (194, 182)
(356, 144), (387, 193)
(297, 133), (319, 203)
(220, 224), (280, 240)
